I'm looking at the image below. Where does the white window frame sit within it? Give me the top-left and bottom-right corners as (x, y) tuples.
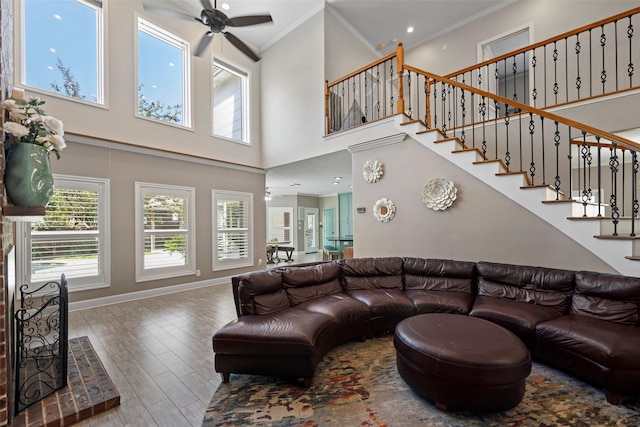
(212, 190), (253, 271)
(212, 58), (250, 144)
(135, 182), (196, 282)
(16, 0), (106, 105)
(268, 207), (293, 244)
(136, 17), (191, 128)
(16, 174), (111, 293)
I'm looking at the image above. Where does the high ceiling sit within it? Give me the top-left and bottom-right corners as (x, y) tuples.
(169, 0), (514, 196)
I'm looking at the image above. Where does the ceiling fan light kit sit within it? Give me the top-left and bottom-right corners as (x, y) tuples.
(144, 0), (272, 61)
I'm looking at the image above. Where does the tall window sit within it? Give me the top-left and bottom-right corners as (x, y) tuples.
(20, 0), (104, 103)
(268, 207), (293, 244)
(137, 18), (190, 127)
(135, 183), (196, 282)
(213, 59), (249, 143)
(17, 175), (110, 292)
(213, 190), (253, 270)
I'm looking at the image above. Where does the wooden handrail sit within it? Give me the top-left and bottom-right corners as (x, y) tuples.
(327, 48), (398, 87)
(445, 6), (640, 78)
(405, 64), (640, 152)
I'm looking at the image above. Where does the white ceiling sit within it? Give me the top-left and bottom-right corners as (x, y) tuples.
(168, 0), (514, 196)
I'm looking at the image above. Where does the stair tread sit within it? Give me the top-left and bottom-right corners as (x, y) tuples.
(594, 234), (640, 240)
(625, 256), (640, 261)
(568, 216), (639, 220)
(542, 199), (574, 204)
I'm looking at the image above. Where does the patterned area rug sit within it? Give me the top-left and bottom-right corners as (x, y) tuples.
(203, 335), (640, 426)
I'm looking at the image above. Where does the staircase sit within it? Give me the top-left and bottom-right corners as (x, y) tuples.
(394, 114), (639, 277)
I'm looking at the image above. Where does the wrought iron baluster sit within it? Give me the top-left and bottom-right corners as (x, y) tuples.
(632, 150), (638, 236)
(494, 99), (499, 158)
(553, 41), (559, 104)
(389, 63), (395, 112)
(597, 136), (603, 217)
(441, 82), (448, 136)
(589, 28), (593, 97)
(541, 117), (546, 184)
(432, 81), (438, 129)
(471, 92), (476, 148)
(451, 83), (456, 138)
(529, 113), (536, 184)
(610, 144), (620, 235)
(554, 121), (561, 200)
(407, 71), (412, 119)
(504, 107), (511, 171)
(628, 15), (635, 86)
(519, 109), (523, 171)
(376, 65), (381, 120)
(364, 71), (369, 122)
(460, 87), (466, 145)
(568, 127), (573, 199)
(580, 132), (591, 217)
(424, 77), (430, 127)
(512, 55), (518, 102)
(615, 20), (620, 90)
(601, 25), (607, 93)
(531, 49), (537, 107)
(575, 34), (582, 98)
(480, 96), (487, 158)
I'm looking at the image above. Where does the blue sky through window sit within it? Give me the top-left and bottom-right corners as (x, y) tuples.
(24, 0), (99, 102)
(137, 28), (185, 116)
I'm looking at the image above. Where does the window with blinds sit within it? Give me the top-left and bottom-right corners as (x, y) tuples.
(135, 183), (195, 281)
(19, 175), (110, 292)
(268, 207), (293, 243)
(212, 190), (253, 270)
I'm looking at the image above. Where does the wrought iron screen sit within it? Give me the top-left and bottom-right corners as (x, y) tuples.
(14, 274), (68, 412)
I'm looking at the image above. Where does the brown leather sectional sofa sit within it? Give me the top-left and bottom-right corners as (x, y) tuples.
(212, 257), (640, 403)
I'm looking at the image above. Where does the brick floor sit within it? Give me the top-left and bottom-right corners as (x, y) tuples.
(13, 336), (120, 427)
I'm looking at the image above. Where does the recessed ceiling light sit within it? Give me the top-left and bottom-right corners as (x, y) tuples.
(332, 182), (339, 185)
(407, 26), (414, 33)
(221, 3), (230, 10)
(334, 176), (342, 180)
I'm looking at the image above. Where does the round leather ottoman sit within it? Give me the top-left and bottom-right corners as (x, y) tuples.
(394, 313), (531, 412)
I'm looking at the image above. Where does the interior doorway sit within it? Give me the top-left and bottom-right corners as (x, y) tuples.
(478, 25), (532, 113)
(303, 208), (319, 253)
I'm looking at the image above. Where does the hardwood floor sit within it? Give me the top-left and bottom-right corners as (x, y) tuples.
(71, 251), (323, 426)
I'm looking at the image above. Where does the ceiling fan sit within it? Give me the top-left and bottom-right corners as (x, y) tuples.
(144, 0), (273, 61)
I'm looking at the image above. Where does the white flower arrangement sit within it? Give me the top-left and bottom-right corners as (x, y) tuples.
(422, 178), (457, 211)
(2, 97), (66, 159)
(363, 160), (383, 183)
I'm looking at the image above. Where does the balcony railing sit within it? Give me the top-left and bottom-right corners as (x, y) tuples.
(324, 7), (640, 242)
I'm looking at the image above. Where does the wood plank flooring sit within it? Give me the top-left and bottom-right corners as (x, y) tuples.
(71, 252), (323, 426)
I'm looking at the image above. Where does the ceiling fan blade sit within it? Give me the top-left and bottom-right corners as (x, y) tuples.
(228, 14), (273, 27)
(195, 32), (214, 57)
(143, 3), (197, 22)
(200, 0), (214, 12)
(223, 32), (260, 62)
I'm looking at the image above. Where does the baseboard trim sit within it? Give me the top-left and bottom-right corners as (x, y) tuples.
(69, 276), (231, 311)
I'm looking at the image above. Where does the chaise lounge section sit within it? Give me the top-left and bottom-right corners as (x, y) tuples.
(212, 257), (640, 404)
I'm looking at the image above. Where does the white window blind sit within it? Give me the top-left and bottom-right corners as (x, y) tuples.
(213, 190), (253, 270)
(18, 175), (110, 292)
(268, 207), (292, 243)
(135, 183), (195, 281)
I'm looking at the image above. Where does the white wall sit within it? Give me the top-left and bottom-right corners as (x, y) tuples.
(260, 9), (378, 169)
(15, 0), (264, 168)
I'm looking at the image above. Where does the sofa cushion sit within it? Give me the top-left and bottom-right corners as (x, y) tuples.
(340, 257), (404, 291)
(536, 314), (640, 370)
(282, 262), (343, 305)
(478, 278), (570, 313)
(405, 289), (474, 314)
(403, 258), (476, 293)
(235, 270), (290, 315)
(476, 261), (575, 293)
(296, 293), (370, 326)
(470, 295), (566, 341)
(213, 308), (338, 357)
(348, 289), (416, 318)
(572, 271), (640, 325)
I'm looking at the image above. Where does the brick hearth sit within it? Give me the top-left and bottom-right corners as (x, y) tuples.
(13, 336), (120, 427)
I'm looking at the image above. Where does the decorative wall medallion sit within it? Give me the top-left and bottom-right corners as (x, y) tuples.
(373, 198), (396, 222)
(422, 178), (458, 211)
(363, 160), (383, 183)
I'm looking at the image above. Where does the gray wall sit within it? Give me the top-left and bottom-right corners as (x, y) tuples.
(54, 138), (267, 303)
(351, 136), (617, 273)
